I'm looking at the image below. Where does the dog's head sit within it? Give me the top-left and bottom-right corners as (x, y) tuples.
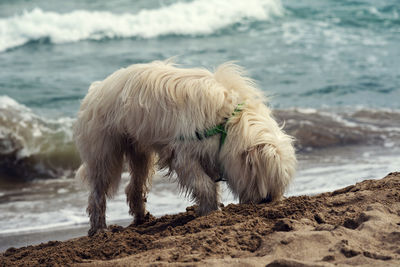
(241, 144), (293, 204)
(222, 116), (296, 205)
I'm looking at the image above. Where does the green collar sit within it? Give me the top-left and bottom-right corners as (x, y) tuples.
(180, 103), (244, 150)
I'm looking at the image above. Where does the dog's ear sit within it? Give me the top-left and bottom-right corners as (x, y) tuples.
(243, 144), (265, 166)
(241, 145), (261, 178)
(240, 144), (281, 204)
(241, 145), (265, 195)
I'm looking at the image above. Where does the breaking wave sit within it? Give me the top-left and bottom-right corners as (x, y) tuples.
(0, 0), (283, 52)
(0, 96), (79, 180)
(275, 108), (400, 151)
(1, 95), (399, 180)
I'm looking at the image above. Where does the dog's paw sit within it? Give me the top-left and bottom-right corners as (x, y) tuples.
(87, 227), (109, 237)
(195, 205), (219, 217)
(133, 212), (155, 226)
(258, 196), (273, 204)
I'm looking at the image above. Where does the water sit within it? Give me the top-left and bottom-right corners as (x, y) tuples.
(0, 0), (399, 236)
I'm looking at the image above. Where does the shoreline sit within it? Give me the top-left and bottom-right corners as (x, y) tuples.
(0, 219), (132, 253)
(0, 225), (89, 253)
(1, 172), (399, 266)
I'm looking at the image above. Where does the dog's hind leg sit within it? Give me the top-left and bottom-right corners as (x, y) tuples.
(173, 156), (219, 216)
(125, 142), (155, 225)
(83, 135), (124, 236)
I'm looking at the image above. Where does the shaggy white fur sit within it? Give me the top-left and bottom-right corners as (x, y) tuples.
(73, 60), (296, 236)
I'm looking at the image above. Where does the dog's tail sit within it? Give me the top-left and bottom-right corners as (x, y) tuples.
(214, 62), (265, 103)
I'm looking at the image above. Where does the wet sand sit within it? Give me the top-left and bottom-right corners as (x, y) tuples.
(0, 219), (131, 252)
(0, 225), (89, 253)
(1, 172), (399, 266)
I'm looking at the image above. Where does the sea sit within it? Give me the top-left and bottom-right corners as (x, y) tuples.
(0, 0), (399, 238)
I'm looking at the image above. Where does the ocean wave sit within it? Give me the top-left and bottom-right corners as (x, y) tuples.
(275, 108), (400, 151)
(0, 0), (283, 52)
(0, 96), (79, 180)
(1, 95), (399, 180)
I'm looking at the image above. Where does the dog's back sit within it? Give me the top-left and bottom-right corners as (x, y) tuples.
(76, 61), (253, 145)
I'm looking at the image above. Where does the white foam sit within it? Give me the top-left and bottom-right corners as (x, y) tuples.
(281, 19), (387, 48)
(0, 0), (283, 52)
(289, 148), (400, 196)
(295, 108), (317, 114)
(0, 95), (22, 108)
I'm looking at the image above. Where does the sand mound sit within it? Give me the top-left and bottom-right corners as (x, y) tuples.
(1, 172), (400, 266)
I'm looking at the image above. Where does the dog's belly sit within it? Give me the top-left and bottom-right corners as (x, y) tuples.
(153, 141), (221, 182)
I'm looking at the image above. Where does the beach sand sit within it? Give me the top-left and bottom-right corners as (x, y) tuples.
(1, 172), (399, 266)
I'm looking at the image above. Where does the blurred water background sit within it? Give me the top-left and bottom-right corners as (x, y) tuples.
(0, 0), (399, 237)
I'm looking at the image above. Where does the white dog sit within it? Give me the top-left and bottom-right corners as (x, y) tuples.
(73, 60), (296, 236)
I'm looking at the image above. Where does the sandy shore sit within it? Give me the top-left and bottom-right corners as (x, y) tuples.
(1, 172), (399, 266)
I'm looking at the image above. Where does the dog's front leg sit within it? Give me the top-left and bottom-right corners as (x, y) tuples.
(174, 157), (219, 216)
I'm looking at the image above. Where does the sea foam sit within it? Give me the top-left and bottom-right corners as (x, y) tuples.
(0, 0), (283, 52)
